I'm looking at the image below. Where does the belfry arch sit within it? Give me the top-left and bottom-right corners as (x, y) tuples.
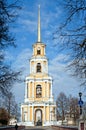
(36, 63), (41, 72)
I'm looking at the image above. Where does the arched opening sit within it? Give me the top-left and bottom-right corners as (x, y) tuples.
(36, 63), (41, 72)
(36, 85), (42, 98)
(35, 109), (42, 126)
(37, 48), (41, 55)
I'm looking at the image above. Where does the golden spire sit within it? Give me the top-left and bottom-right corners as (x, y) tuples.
(37, 5), (41, 42)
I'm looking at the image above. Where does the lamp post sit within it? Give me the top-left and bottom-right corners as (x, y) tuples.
(78, 92), (83, 115)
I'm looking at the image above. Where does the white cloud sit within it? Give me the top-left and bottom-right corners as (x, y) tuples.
(4, 51), (14, 62)
(13, 48), (32, 71)
(20, 19), (37, 33)
(49, 54), (80, 100)
(12, 48), (32, 103)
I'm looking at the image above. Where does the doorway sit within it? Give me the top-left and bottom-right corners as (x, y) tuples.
(35, 109), (42, 126)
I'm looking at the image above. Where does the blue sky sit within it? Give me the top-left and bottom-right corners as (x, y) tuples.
(6, 0), (85, 104)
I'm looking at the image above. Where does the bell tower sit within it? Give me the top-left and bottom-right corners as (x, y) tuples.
(21, 6), (56, 126)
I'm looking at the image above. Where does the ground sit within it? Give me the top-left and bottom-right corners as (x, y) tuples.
(24, 126), (57, 130)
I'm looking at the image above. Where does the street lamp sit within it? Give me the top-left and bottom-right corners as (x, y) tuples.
(78, 92), (83, 115)
(79, 92), (82, 99)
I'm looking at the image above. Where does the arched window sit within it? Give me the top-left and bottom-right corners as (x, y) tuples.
(37, 47), (41, 55)
(36, 85), (42, 98)
(36, 63), (41, 72)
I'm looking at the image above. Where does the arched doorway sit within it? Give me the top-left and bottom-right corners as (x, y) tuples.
(35, 109), (42, 126)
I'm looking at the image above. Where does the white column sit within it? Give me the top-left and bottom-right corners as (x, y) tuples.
(28, 106), (30, 121)
(32, 82), (34, 99)
(32, 105), (33, 122)
(45, 82), (47, 97)
(49, 106), (50, 122)
(21, 106), (23, 122)
(44, 105), (46, 122)
(50, 107), (52, 121)
(25, 82), (27, 100)
(33, 105), (34, 123)
(44, 82), (45, 98)
(47, 60), (48, 73)
(44, 47), (45, 55)
(29, 82), (30, 98)
(51, 81), (52, 97)
(47, 81), (48, 98)
(42, 61), (43, 73)
(55, 107), (56, 121)
(27, 83), (28, 98)
(30, 60), (31, 74)
(34, 62), (36, 73)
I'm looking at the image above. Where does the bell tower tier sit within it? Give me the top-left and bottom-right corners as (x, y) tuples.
(30, 42), (48, 75)
(21, 6), (57, 126)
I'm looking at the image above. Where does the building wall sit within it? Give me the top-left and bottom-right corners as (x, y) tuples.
(25, 81), (52, 101)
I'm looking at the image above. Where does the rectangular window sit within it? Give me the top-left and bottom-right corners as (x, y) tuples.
(37, 50), (41, 54)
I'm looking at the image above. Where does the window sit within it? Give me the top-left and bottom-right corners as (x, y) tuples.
(37, 63), (41, 72)
(37, 50), (41, 55)
(36, 85), (42, 98)
(37, 47), (41, 55)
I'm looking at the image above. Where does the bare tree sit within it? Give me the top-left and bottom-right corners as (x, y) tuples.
(12, 103), (20, 121)
(0, 0), (21, 96)
(54, 0), (86, 86)
(56, 92), (68, 123)
(68, 96), (79, 122)
(4, 92), (16, 117)
(56, 93), (80, 124)
(0, 108), (9, 125)
(1, 91), (20, 121)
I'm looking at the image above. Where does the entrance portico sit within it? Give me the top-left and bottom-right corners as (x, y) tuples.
(21, 101), (56, 126)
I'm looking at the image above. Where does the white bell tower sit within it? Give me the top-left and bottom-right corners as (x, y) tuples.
(21, 6), (57, 126)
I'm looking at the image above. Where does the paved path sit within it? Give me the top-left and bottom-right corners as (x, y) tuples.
(25, 126), (57, 130)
